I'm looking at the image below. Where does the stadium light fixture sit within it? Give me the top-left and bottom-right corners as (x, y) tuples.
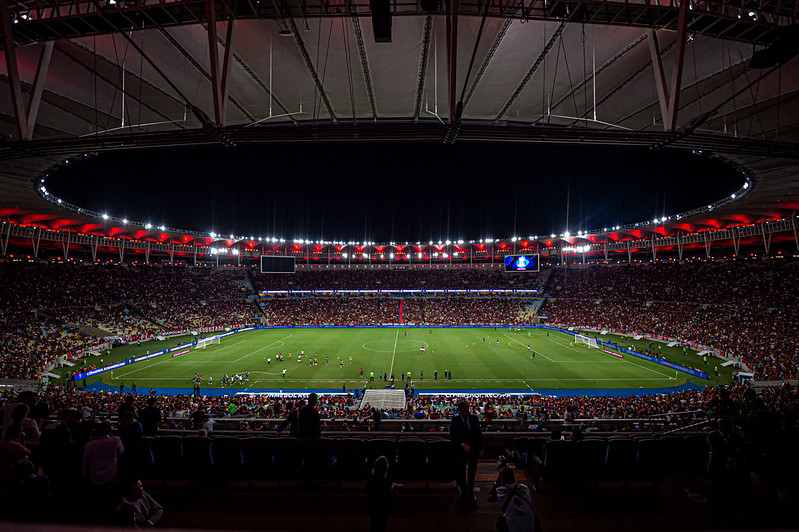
(145, 223), (152, 229)
(731, 194), (736, 199)
(564, 231), (570, 238)
(342, 253), (348, 258)
(160, 225), (166, 231)
(744, 182), (750, 189)
(122, 219), (128, 225)
(102, 214), (109, 220)
(390, 253), (395, 259)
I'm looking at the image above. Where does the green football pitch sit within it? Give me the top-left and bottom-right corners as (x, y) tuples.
(78, 328), (731, 392)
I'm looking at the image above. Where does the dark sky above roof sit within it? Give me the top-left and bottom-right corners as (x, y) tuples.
(46, 142), (744, 241)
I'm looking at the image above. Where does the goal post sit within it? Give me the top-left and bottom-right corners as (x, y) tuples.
(575, 334), (599, 349)
(194, 337), (221, 350)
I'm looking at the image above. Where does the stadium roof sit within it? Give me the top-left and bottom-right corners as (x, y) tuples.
(0, 0), (798, 250)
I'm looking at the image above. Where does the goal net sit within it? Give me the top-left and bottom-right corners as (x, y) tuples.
(575, 334), (599, 349)
(195, 337), (221, 350)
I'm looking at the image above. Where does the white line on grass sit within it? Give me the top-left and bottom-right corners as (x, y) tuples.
(388, 329), (399, 377)
(503, 333), (554, 361)
(232, 334), (292, 363)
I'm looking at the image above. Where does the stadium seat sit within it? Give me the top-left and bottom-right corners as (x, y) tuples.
(183, 436), (214, 478)
(272, 437), (304, 482)
(527, 437), (548, 464)
(511, 437), (529, 469)
(394, 438), (427, 481)
(576, 439), (608, 484)
(636, 438), (667, 482)
(240, 437), (275, 480)
(542, 440), (576, 484)
(151, 435), (184, 478)
(333, 438), (368, 482)
(682, 434), (710, 475)
(426, 440), (458, 483)
(302, 438), (335, 481)
(604, 438), (638, 481)
(658, 436), (684, 472)
(366, 438), (397, 469)
(212, 436), (244, 478)
(138, 436), (155, 477)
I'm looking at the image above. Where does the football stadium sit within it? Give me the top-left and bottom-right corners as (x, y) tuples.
(2, 0), (799, 529)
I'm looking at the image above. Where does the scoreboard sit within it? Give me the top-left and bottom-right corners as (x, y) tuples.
(504, 254), (539, 272)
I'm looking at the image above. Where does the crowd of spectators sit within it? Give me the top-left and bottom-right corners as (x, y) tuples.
(0, 263), (260, 378)
(253, 268), (547, 291)
(1, 259), (797, 383)
(14, 385), (710, 428)
(543, 260), (799, 380)
(260, 296), (535, 326)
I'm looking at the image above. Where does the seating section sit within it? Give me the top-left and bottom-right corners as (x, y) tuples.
(131, 433), (707, 485)
(134, 435), (463, 484)
(523, 434), (710, 485)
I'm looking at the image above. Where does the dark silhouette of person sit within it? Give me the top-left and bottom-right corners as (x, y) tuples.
(450, 401), (484, 502)
(297, 393), (321, 440)
(366, 455), (401, 532)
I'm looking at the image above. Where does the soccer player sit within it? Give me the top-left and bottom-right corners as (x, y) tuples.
(360, 368), (364, 378)
(569, 342), (574, 348)
(208, 376), (213, 386)
(434, 370), (437, 380)
(245, 371), (249, 383)
(282, 368), (286, 378)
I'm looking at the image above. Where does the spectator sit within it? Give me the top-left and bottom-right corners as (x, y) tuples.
(115, 476), (164, 528)
(450, 401), (484, 502)
(488, 467), (536, 532)
(139, 397), (162, 437)
(366, 456), (400, 532)
(297, 393), (321, 440)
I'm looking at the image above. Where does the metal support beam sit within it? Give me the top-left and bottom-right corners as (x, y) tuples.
(652, 235), (657, 260)
(193, 245), (198, 266)
(792, 212), (799, 251)
(677, 231), (684, 260)
(603, 241), (608, 261)
(646, 0), (689, 131)
(118, 238), (125, 263)
(349, 5), (378, 121)
(0, 219), (9, 256)
(145, 241), (151, 263)
(63, 229), (71, 260)
(91, 235), (98, 262)
(289, 18), (337, 122)
(462, 18), (513, 110)
(446, 0), (459, 124)
(1, 0), (54, 141)
(762, 219), (772, 254)
(495, 23), (565, 123)
(732, 225), (740, 256)
(413, 15), (433, 122)
(703, 231), (711, 258)
(627, 239), (632, 263)
(30, 226), (41, 259)
(170, 242), (175, 263)
(206, 0), (236, 126)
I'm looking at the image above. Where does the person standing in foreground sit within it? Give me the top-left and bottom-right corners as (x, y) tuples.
(366, 456), (401, 532)
(297, 393), (321, 440)
(450, 401), (484, 502)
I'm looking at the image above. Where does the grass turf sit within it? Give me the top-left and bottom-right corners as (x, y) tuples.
(72, 328), (733, 392)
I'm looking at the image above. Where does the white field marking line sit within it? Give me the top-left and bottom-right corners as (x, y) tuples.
(503, 333), (554, 361)
(546, 336), (673, 378)
(388, 329), (400, 377)
(212, 339), (247, 352)
(232, 334), (292, 363)
(114, 356), (177, 378)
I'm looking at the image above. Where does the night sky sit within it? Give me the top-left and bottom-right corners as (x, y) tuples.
(46, 143), (744, 242)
